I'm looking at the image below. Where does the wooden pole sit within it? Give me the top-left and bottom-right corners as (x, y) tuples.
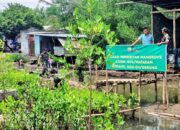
(116, 1), (134, 5)
(163, 72), (168, 106)
(163, 73), (166, 104)
(138, 72), (142, 103)
(151, 6), (154, 36)
(83, 107), (141, 118)
(178, 86), (180, 103)
(117, 82), (119, 94)
(95, 65), (98, 84)
(129, 83), (132, 94)
(115, 85), (118, 94)
(154, 73), (158, 102)
(123, 84), (126, 96)
(88, 59), (93, 130)
(106, 70), (108, 93)
(173, 11), (176, 49)
(165, 72), (169, 106)
(151, 8), (180, 14)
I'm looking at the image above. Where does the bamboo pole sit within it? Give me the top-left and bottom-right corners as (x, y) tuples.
(83, 107), (141, 118)
(159, 113), (180, 119)
(95, 65), (98, 84)
(88, 59), (93, 130)
(146, 112), (180, 119)
(116, 1), (134, 5)
(165, 72), (169, 106)
(106, 70), (108, 92)
(138, 72), (142, 103)
(129, 83), (132, 94)
(178, 87), (180, 104)
(154, 73), (158, 102)
(173, 11), (176, 49)
(151, 9), (180, 14)
(151, 6), (154, 35)
(163, 73), (166, 104)
(115, 85), (118, 94)
(123, 84), (126, 96)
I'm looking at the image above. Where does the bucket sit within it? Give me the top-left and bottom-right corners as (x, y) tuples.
(168, 54), (175, 64)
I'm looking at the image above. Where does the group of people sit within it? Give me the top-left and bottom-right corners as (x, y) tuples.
(39, 49), (62, 87)
(38, 27), (170, 80)
(132, 27), (170, 47)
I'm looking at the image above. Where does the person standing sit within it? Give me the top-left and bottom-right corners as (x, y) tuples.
(158, 27), (170, 46)
(132, 27), (154, 45)
(40, 48), (49, 77)
(48, 57), (53, 68)
(158, 27), (171, 65)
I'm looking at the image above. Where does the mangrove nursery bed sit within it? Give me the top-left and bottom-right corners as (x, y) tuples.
(0, 53), (139, 130)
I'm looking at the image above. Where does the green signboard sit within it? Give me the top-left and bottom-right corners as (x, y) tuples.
(106, 45), (167, 72)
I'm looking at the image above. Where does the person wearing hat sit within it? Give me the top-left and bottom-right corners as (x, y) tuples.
(158, 27), (171, 68)
(132, 27), (154, 45)
(158, 27), (170, 46)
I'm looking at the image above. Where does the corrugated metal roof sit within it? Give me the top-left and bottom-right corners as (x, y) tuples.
(27, 32), (87, 38)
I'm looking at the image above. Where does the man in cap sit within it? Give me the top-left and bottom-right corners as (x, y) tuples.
(158, 27), (170, 46)
(158, 27), (171, 66)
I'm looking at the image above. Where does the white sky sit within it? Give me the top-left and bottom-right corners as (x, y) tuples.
(0, 0), (52, 10)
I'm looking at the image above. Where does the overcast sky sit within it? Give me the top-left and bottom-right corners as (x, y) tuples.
(0, 0), (51, 10)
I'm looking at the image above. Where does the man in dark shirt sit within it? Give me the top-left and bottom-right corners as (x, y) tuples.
(40, 48), (49, 76)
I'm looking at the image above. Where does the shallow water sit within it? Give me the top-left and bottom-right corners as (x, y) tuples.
(115, 79), (180, 130)
(94, 74), (180, 129)
(103, 79), (180, 104)
(120, 109), (180, 130)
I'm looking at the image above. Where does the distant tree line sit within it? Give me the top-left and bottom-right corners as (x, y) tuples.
(0, 3), (43, 39)
(44, 0), (151, 43)
(0, 0), (151, 43)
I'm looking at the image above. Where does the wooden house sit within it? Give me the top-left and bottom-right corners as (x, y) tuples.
(20, 31), (86, 57)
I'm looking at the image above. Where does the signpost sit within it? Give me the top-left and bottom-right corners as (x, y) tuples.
(106, 44), (168, 105)
(106, 45), (167, 72)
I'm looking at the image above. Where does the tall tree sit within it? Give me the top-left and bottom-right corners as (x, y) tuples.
(0, 3), (44, 39)
(45, 0), (151, 43)
(46, 0), (78, 28)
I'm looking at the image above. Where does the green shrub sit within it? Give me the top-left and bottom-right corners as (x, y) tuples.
(0, 82), (139, 130)
(0, 54), (38, 89)
(6, 53), (30, 63)
(0, 53), (139, 129)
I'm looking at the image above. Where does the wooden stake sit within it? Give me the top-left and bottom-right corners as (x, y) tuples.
(106, 70), (108, 92)
(83, 107), (141, 118)
(151, 6), (154, 35)
(129, 83), (132, 94)
(123, 84), (126, 96)
(115, 85), (118, 94)
(163, 73), (166, 104)
(178, 86), (180, 103)
(138, 72), (142, 103)
(165, 72), (169, 106)
(95, 65), (98, 84)
(151, 8), (180, 14)
(173, 11), (176, 49)
(154, 73), (158, 102)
